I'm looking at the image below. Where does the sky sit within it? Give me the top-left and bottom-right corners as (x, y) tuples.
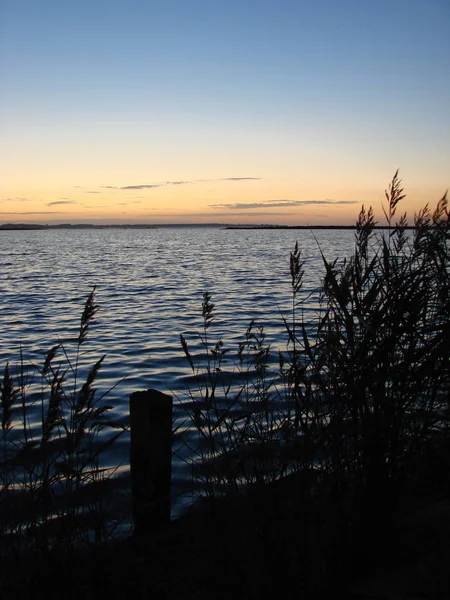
(1, 0), (449, 225)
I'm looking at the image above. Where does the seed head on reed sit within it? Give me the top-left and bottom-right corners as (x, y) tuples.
(392, 211), (408, 253)
(42, 369), (65, 443)
(76, 356), (105, 414)
(42, 344), (61, 377)
(202, 292), (214, 330)
(383, 168), (405, 226)
(290, 241), (304, 299)
(355, 204), (376, 262)
(180, 334), (195, 372)
(78, 287), (98, 346)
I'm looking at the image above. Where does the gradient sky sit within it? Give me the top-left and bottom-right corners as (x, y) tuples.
(1, 0), (449, 225)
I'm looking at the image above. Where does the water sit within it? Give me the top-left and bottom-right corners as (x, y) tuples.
(0, 226), (356, 520)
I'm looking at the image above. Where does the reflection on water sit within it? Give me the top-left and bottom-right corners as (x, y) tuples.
(0, 226), (356, 517)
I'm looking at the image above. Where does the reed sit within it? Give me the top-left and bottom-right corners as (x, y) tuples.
(0, 288), (126, 564)
(179, 171), (450, 586)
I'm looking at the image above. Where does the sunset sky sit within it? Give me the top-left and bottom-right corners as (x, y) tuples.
(1, 0), (449, 225)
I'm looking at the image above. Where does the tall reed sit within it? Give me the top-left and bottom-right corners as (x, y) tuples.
(180, 171), (450, 539)
(0, 288), (126, 560)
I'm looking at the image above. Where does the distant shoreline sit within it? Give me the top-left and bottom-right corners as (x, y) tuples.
(0, 223), (417, 231)
(225, 225), (416, 230)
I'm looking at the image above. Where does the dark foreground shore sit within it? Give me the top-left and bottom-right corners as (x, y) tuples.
(2, 467), (449, 600)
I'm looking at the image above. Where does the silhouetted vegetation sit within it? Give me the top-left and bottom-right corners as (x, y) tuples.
(1, 172), (449, 598)
(0, 289), (126, 570)
(178, 171), (450, 595)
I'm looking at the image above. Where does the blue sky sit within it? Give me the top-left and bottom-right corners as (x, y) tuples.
(1, 0), (449, 224)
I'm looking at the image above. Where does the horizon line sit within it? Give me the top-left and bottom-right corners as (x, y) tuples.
(0, 222), (416, 231)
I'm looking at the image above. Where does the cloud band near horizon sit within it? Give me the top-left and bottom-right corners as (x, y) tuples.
(47, 200), (77, 206)
(209, 199), (359, 210)
(100, 177), (261, 190)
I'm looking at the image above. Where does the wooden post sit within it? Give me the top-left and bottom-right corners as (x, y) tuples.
(130, 389), (172, 535)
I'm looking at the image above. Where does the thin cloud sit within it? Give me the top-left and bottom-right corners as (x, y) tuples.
(209, 199), (358, 209)
(101, 177), (260, 190)
(220, 177), (260, 181)
(103, 184), (163, 190)
(47, 200), (77, 206)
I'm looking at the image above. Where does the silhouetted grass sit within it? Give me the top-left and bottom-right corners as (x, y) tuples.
(0, 288), (126, 567)
(179, 171), (450, 591)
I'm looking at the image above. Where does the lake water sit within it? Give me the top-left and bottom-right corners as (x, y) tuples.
(0, 226), (357, 522)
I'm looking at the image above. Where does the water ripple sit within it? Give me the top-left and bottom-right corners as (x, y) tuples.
(0, 226), (356, 516)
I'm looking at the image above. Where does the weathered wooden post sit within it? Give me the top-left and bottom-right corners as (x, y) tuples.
(130, 389), (173, 535)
